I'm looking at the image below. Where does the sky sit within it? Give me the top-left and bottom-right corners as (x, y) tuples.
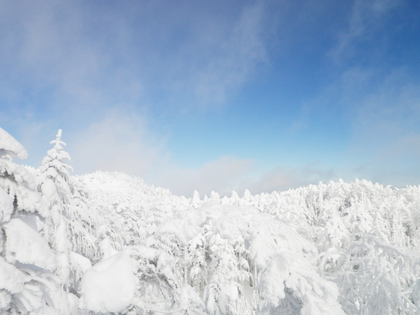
(1, 0), (420, 197)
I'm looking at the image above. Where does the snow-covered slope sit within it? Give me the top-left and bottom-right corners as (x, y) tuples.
(75, 171), (420, 314)
(2, 125), (420, 314)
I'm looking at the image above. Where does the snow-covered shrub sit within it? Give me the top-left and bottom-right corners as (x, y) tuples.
(79, 246), (205, 314)
(336, 234), (419, 314)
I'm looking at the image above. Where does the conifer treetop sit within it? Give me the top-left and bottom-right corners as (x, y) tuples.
(50, 129), (66, 150)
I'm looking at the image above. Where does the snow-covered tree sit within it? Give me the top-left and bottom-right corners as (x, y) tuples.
(74, 171), (420, 315)
(37, 129), (98, 295)
(191, 190), (202, 208)
(0, 127), (68, 314)
(336, 234), (419, 314)
(203, 232), (250, 315)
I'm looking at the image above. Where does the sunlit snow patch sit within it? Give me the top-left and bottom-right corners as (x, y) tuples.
(0, 127), (28, 159)
(79, 249), (136, 313)
(3, 217), (56, 271)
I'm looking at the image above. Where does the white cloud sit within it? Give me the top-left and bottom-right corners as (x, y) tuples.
(0, 1), (272, 188)
(58, 71), (420, 195)
(354, 70), (418, 175)
(189, 2), (268, 107)
(69, 110), (340, 197)
(69, 110), (254, 198)
(0, 0), (143, 118)
(329, 0), (402, 62)
(154, 156), (254, 197)
(70, 108), (165, 177)
(351, 70), (420, 158)
(0, 0), (270, 118)
(247, 165), (336, 194)
(288, 62), (420, 188)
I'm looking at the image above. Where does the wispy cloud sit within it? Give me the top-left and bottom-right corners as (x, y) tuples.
(68, 114), (340, 196)
(188, 2), (268, 107)
(351, 69), (420, 160)
(0, 0), (271, 190)
(153, 156), (254, 197)
(247, 165), (336, 194)
(68, 108), (253, 197)
(0, 0), (132, 118)
(309, 66), (420, 186)
(70, 108), (165, 177)
(3, 0), (418, 195)
(329, 0), (402, 63)
(288, 55), (420, 187)
(0, 0), (270, 118)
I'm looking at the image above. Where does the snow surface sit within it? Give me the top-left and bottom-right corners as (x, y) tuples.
(0, 256), (25, 294)
(0, 127), (28, 160)
(79, 249), (136, 313)
(77, 172), (420, 314)
(3, 218), (57, 271)
(413, 279), (420, 307)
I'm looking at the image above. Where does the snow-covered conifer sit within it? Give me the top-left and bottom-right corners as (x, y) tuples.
(0, 128), (67, 314)
(39, 129), (97, 258)
(192, 190), (201, 208)
(37, 129), (98, 296)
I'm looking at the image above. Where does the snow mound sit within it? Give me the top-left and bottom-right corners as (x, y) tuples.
(0, 256), (25, 294)
(0, 127), (28, 160)
(3, 218), (57, 271)
(79, 249), (136, 313)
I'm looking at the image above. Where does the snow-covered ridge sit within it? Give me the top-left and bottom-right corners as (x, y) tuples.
(77, 170), (183, 210)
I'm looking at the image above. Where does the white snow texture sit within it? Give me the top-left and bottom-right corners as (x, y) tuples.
(1, 127), (420, 315)
(79, 249), (135, 313)
(0, 127), (27, 160)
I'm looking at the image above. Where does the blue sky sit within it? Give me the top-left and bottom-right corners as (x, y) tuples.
(1, 0), (420, 196)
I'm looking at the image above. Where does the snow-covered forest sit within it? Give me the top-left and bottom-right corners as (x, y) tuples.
(1, 126), (420, 315)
